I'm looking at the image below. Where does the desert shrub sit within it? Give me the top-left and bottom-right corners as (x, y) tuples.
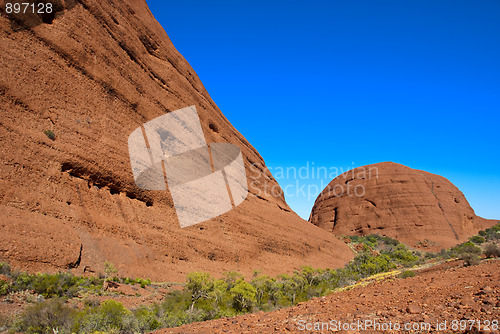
(102, 261), (117, 289)
(439, 241), (482, 260)
(8, 272), (102, 298)
(30, 273), (81, 298)
(347, 234), (403, 255)
(460, 252), (481, 266)
(136, 277), (152, 288)
(382, 236), (400, 246)
(424, 252), (438, 259)
(399, 270), (416, 278)
(0, 262), (11, 275)
(161, 289), (191, 313)
(383, 244), (420, 267)
(43, 129), (56, 140)
(483, 243), (500, 258)
(223, 271), (244, 290)
(75, 300), (136, 333)
(278, 272), (309, 305)
(267, 279), (285, 307)
(159, 299), (212, 328)
(83, 298), (100, 308)
(454, 242), (482, 255)
(347, 253), (396, 278)
(469, 235), (485, 244)
(0, 279), (10, 296)
(14, 298), (76, 334)
(122, 277), (135, 284)
(133, 306), (161, 332)
(479, 223), (500, 242)
(298, 266), (323, 286)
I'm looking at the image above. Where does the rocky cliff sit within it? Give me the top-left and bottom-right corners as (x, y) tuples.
(309, 162), (496, 250)
(0, 0), (353, 281)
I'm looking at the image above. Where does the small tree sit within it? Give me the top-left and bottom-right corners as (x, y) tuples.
(186, 272), (214, 310)
(278, 273), (306, 304)
(251, 274), (273, 306)
(230, 280), (256, 312)
(223, 271), (244, 290)
(299, 266), (320, 285)
(209, 279), (228, 305)
(268, 280), (284, 307)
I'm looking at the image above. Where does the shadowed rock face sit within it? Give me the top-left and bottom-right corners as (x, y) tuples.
(0, 0), (353, 281)
(309, 162), (496, 251)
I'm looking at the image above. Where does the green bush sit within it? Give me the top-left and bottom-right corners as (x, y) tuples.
(479, 223), (500, 242)
(347, 253), (396, 278)
(133, 306), (161, 332)
(76, 300), (135, 333)
(469, 235), (485, 244)
(83, 298), (100, 308)
(136, 278), (152, 288)
(424, 252), (438, 260)
(6, 271), (102, 298)
(460, 252), (481, 266)
(483, 243), (500, 258)
(399, 270), (416, 278)
(455, 242), (482, 255)
(14, 298), (76, 334)
(6, 231), (475, 333)
(383, 244), (420, 267)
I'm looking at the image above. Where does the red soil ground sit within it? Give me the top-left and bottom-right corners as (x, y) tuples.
(157, 259), (499, 334)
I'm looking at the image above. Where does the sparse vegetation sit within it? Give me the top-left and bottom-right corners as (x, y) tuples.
(480, 222), (500, 241)
(2, 225), (499, 333)
(0, 267), (102, 298)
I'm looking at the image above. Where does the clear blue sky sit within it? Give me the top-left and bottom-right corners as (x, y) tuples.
(146, 0), (500, 220)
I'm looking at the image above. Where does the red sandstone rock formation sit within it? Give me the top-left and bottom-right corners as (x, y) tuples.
(0, 0), (353, 281)
(309, 162), (496, 250)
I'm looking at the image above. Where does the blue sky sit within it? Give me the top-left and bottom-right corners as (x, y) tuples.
(146, 0), (500, 220)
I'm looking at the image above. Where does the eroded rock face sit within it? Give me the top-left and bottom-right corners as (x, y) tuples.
(0, 0), (353, 281)
(309, 162), (496, 250)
